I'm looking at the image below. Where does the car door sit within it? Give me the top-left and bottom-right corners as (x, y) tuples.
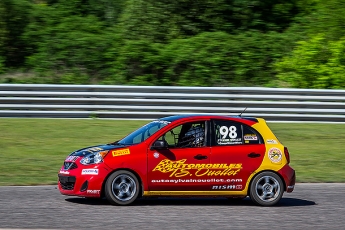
(209, 119), (265, 191)
(147, 120), (212, 191)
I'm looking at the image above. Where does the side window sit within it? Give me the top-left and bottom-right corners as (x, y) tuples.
(214, 120), (242, 145)
(213, 120), (262, 146)
(163, 125), (182, 147)
(243, 125), (262, 144)
(157, 121), (206, 148)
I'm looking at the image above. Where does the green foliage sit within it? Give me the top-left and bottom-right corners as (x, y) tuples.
(0, 1), (5, 74)
(200, 0), (302, 32)
(119, 0), (305, 42)
(304, 0), (345, 40)
(109, 31), (299, 86)
(275, 34), (345, 89)
(0, 2), (6, 52)
(26, 12), (117, 83)
(0, 0), (31, 68)
(0, 56), (5, 74)
(45, 0), (126, 25)
(118, 0), (160, 41)
(1, 0), (345, 88)
(161, 32), (271, 86)
(272, 0), (345, 89)
(108, 39), (163, 85)
(20, 0), (125, 84)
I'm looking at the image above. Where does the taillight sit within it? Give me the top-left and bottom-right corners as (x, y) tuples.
(284, 147), (290, 164)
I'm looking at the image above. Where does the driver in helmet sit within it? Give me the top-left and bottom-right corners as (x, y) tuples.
(182, 125), (205, 147)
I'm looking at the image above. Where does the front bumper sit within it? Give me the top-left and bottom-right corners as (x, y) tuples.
(58, 163), (111, 198)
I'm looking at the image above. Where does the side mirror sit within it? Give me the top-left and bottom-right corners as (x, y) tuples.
(151, 140), (168, 150)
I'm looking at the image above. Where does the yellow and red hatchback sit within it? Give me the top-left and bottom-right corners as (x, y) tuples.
(58, 115), (295, 206)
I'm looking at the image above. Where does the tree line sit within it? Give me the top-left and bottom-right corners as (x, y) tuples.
(1, 0), (345, 88)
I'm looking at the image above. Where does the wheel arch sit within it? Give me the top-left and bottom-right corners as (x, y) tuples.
(247, 170), (287, 196)
(101, 168), (144, 199)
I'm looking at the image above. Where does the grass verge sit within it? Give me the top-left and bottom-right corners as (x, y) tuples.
(0, 118), (344, 185)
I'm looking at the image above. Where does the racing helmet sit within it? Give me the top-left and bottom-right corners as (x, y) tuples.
(184, 125), (205, 146)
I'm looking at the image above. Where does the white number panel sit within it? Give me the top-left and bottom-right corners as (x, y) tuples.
(216, 124), (242, 145)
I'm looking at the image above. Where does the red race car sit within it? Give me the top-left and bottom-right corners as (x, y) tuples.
(58, 115), (295, 206)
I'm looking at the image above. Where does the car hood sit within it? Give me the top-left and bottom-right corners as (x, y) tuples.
(69, 144), (131, 157)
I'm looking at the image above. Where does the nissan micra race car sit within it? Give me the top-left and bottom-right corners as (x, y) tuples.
(58, 115), (295, 206)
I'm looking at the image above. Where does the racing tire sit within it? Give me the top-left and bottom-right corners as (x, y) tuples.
(105, 170), (140, 205)
(249, 171), (284, 206)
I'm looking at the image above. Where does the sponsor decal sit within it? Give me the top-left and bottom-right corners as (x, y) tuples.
(151, 178), (242, 184)
(153, 152), (160, 158)
(153, 159), (242, 178)
(65, 156), (79, 162)
(288, 185), (294, 189)
(212, 185), (243, 190)
(87, 190), (100, 194)
(266, 139), (278, 144)
(244, 134), (258, 141)
(59, 170), (69, 174)
(111, 148), (130, 157)
(218, 138), (242, 145)
(217, 125), (242, 145)
(236, 185), (242, 189)
(81, 169), (99, 175)
(268, 148), (282, 163)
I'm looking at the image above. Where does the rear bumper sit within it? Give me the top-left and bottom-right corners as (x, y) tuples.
(278, 164), (296, 193)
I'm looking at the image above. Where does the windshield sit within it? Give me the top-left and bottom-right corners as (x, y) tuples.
(117, 120), (171, 145)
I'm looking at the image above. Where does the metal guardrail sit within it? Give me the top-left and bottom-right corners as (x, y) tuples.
(0, 84), (345, 122)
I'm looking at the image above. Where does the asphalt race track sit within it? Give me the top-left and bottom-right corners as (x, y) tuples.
(0, 183), (344, 230)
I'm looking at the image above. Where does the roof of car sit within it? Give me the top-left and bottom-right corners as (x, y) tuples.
(160, 114), (258, 122)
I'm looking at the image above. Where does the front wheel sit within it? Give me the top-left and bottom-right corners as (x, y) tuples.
(249, 171), (284, 206)
(105, 170), (140, 205)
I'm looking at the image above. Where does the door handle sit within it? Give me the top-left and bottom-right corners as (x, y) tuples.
(194, 154), (208, 160)
(248, 152), (261, 158)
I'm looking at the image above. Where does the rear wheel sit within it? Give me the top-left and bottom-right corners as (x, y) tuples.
(105, 170), (139, 205)
(249, 171), (284, 206)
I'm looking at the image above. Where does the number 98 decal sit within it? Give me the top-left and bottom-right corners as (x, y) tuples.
(220, 125), (237, 139)
(217, 125), (242, 145)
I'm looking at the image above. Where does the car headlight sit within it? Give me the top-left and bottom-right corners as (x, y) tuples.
(80, 150), (109, 165)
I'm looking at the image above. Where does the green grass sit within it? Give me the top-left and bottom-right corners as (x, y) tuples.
(268, 122), (345, 183)
(0, 118), (344, 185)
